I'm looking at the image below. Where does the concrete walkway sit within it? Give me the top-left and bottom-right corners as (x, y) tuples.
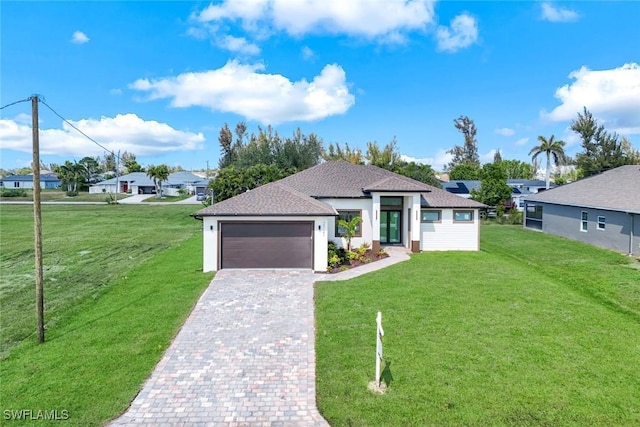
(109, 247), (410, 426)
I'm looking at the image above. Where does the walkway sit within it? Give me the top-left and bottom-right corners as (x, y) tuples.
(109, 270), (328, 426)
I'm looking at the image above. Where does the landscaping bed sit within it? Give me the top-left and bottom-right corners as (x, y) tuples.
(325, 242), (389, 274)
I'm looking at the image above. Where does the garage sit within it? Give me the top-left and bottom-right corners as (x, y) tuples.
(220, 222), (314, 269)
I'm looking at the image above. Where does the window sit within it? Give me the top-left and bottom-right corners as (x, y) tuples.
(381, 196), (403, 207)
(581, 211), (588, 232)
(453, 210), (473, 222)
(421, 210), (441, 222)
(336, 210), (362, 237)
(597, 216), (606, 230)
(524, 203), (543, 230)
(14, 182), (20, 188)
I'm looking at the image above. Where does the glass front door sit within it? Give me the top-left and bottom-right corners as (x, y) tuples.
(380, 210), (401, 244)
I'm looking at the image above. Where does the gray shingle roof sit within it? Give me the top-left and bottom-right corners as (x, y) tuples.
(195, 161), (486, 216)
(194, 182), (337, 217)
(525, 165), (640, 214)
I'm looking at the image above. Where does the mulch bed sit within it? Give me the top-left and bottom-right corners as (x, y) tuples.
(324, 250), (389, 274)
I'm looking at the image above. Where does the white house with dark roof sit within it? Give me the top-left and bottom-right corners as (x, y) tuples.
(193, 161), (486, 272)
(524, 165), (640, 256)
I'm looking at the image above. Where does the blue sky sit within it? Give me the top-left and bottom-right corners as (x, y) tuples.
(1, 0), (639, 172)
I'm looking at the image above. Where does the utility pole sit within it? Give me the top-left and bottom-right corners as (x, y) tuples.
(114, 150), (120, 203)
(31, 95), (45, 344)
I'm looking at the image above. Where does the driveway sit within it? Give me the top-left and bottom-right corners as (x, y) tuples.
(109, 270), (328, 426)
(116, 194), (153, 204)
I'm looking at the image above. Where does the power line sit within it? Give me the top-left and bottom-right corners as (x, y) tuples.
(0, 97), (31, 110)
(38, 98), (119, 159)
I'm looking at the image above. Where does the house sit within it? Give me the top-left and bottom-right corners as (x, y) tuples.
(193, 161), (486, 272)
(0, 173), (60, 189)
(89, 171), (210, 195)
(523, 165), (640, 256)
(442, 179), (553, 210)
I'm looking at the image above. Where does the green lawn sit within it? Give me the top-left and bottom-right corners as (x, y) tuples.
(316, 225), (640, 426)
(0, 204), (213, 426)
(0, 189), (131, 202)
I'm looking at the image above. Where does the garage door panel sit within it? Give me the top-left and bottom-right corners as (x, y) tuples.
(220, 222), (313, 269)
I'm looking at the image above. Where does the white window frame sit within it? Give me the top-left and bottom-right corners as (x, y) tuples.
(580, 211), (588, 232)
(597, 215), (605, 231)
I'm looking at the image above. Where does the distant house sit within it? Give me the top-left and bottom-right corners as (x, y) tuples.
(523, 165), (640, 256)
(89, 171), (210, 195)
(0, 173), (60, 190)
(442, 179), (554, 210)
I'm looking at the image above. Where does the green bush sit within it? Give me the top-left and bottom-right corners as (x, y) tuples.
(66, 191), (79, 197)
(327, 241), (346, 269)
(0, 188), (28, 197)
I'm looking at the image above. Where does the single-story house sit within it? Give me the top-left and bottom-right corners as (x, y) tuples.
(89, 171), (210, 195)
(0, 173), (60, 189)
(523, 165), (640, 256)
(442, 179), (552, 210)
(193, 161), (486, 272)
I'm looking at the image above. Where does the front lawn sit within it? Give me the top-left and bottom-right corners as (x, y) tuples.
(0, 205), (213, 426)
(0, 189), (131, 202)
(315, 225), (640, 426)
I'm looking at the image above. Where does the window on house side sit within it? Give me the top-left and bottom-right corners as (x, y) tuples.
(581, 211), (588, 232)
(597, 216), (605, 230)
(421, 210), (441, 222)
(336, 210), (362, 237)
(453, 210), (473, 222)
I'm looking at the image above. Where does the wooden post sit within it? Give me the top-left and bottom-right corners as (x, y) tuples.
(375, 311), (384, 386)
(32, 95), (45, 344)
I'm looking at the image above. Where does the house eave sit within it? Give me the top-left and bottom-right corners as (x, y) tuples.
(525, 199), (640, 215)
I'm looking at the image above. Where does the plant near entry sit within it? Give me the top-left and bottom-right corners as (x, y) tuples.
(338, 216), (362, 251)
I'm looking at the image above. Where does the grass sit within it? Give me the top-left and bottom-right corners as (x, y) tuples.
(315, 225), (640, 426)
(142, 194), (192, 203)
(0, 189), (132, 202)
(0, 204), (202, 355)
(0, 205), (213, 426)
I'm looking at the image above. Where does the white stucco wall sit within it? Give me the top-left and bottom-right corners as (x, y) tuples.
(420, 208), (480, 251)
(202, 216), (330, 272)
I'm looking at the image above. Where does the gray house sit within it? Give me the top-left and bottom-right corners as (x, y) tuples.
(523, 165), (640, 256)
(0, 173), (60, 189)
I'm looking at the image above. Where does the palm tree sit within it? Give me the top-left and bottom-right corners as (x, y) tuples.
(146, 164), (170, 197)
(529, 135), (566, 189)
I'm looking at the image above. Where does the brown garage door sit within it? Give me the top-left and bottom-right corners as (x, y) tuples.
(220, 222), (313, 269)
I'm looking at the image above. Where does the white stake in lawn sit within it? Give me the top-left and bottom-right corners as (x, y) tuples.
(375, 311), (384, 386)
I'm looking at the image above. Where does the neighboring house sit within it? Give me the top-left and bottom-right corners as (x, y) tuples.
(523, 165), (640, 256)
(442, 179), (553, 210)
(0, 173), (60, 189)
(193, 161), (486, 272)
(89, 171), (210, 195)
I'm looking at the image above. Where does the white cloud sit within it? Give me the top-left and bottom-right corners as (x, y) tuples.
(515, 137), (530, 146)
(544, 63), (640, 135)
(71, 31), (90, 44)
(0, 114), (205, 157)
(494, 127), (515, 136)
(130, 60), (355, 124)
(480, 149), (497, 164)
(301, 46), (315, 61)
(401, 150), (452, 171)
(540, 2), (579, 23)
(193, 0), (436, 44)
(218, 35), (261, 55)
(435, 13), (478, 53)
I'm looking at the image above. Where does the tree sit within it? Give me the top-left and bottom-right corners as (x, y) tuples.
(471, 163), (512, 208)
(392, 161), (442, 188)
(55, 161), (85, 194)
(449, 163), (481, 180)
(498, 159), (534, 179)
(209, 164), (290, 203)
(102, 152), (116, 173)
(571, 107), (631, 177)
(365, 139), (400, 169)
(78, 156), (102, 185)
(322, 142), (364, 164)
(337, 216), (362, 251)
(146, 164), (170, 197)
(121, 152), (143, 173)
(447, 115), (480, 170)
(528, 135), (566, 189)
(621, 136), (640, 165)
(493, 150), (502, 163)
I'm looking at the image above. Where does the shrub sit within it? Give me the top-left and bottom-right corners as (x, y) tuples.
(0, 189), (28, 197)
(66, 191), (78, 197)
(506, 210), (523, 225)
(327, 241), (346, 269)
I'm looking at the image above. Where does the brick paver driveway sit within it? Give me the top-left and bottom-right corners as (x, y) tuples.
(109, 270), (328, 426)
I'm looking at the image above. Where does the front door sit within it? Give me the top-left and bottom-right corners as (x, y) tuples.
(380, 210), (401, 244)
